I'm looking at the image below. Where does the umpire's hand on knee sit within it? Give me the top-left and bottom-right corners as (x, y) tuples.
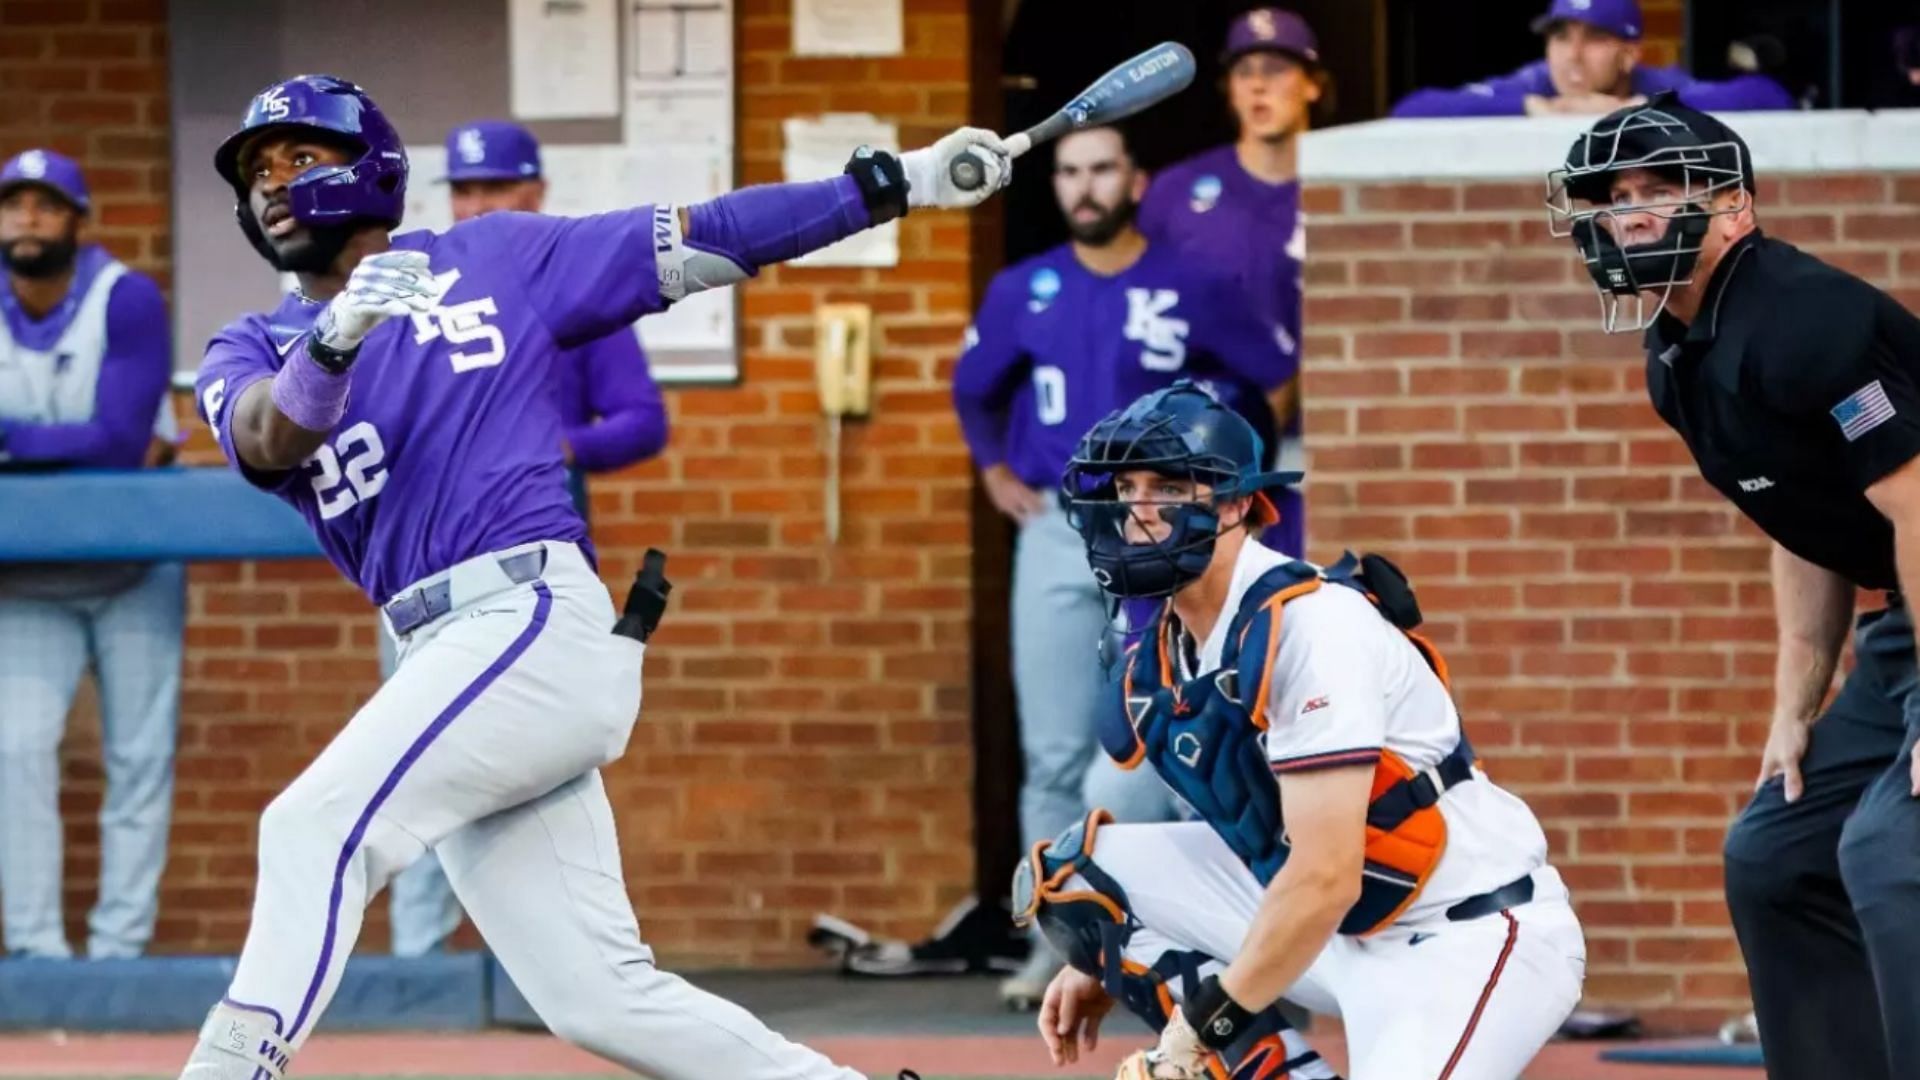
(1757, 713), (1811, 802)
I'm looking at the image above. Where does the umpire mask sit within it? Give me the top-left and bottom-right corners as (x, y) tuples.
(1547, 92), (1753, 333)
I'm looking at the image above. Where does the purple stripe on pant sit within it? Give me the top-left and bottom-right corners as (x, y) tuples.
(286, 582), (554, 1041)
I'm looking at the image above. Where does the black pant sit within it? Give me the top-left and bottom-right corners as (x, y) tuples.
(1723, 605), (1920, 1080)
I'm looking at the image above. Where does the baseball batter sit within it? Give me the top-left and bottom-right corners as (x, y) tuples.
(1022, 383), (1586, 1080)
(180, 75), (1008, 1080)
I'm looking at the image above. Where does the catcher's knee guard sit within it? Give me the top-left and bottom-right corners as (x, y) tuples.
(1011, 810), (1137, 979)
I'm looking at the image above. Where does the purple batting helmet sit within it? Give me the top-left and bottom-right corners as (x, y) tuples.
(213, 74), (409, 262)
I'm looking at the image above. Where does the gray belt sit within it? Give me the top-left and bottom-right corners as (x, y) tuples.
(383, 548), (546, 638)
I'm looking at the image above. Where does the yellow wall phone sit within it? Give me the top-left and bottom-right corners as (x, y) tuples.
(814, 303), (873, 542)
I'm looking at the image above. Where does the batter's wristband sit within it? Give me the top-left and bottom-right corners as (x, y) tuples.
(843, 145), (909, 224)
(1183, 975), (1255, 1052)
(270, 349), (352, 433)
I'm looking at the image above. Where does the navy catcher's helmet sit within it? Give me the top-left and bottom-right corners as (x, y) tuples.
(1063, 380), (1302, 599)
(213, 75), (409, 262)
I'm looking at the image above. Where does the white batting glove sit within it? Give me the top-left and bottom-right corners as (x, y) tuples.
(901, 126), (1012, 210)
(314, 249), (437, 352)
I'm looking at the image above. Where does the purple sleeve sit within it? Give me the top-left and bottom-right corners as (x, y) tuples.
(1388, 61), (1548, 118)
(565, 330), (669, 473)
(1677, 73), (1797, 112)
(951, 270), (1029, 468)
(482, 207), (671, 348)
(1, 273), (171, 468)
(685, 175), (872, 274)
(1189, 269), (1296, 391)
(196, 325), (296, 492)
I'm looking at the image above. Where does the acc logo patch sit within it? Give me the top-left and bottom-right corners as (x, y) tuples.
(1189, 174), (1222, 214)
(1028, 266), (1062, 313)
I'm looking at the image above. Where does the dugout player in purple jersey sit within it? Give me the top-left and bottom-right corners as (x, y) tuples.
(1138, 7), (1321, 559)
(953, 124), (1295, 1009)
(180, 74), (1008, 1080)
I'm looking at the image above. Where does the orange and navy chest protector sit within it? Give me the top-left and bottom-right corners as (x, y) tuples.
(1102, 551), (1477, 936)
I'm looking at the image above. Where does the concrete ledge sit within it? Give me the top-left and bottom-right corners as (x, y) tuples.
(0, 955), (493, 1032)
(1302, 109), (1920, 181)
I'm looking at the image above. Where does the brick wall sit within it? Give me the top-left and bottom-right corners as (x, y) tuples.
(5, 0), (979, 965)
(1300, 172), (1920, 1030)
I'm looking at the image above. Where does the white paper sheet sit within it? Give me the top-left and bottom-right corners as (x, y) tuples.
(783, 113), (899, 267)
(793, 0), (903, 57)
(509, 0), (621, 120)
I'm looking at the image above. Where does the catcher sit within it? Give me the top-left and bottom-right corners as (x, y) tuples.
(1022, 382), (1587, 1079)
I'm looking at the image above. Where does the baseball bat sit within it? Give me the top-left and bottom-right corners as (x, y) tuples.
(950, 42), (1197, 192)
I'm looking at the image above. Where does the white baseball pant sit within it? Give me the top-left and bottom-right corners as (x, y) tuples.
(1076, 823), (1587, 1080)
(181, 541), (867, 1080)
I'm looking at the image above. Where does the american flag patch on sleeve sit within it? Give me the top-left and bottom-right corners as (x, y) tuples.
(1832, 380), (1897, 442)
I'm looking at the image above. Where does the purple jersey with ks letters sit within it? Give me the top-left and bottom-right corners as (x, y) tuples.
(1138, 144), (1303, 346)
(953, 242), (1294, 489)
(196, 206), (667, 603)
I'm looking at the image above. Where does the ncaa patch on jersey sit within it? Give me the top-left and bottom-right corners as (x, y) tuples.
(1832, 380), (1896, 442)
(1189, 174), (1222, 213)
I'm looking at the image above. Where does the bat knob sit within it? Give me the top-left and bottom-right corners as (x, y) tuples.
(950, 151), (986, 192)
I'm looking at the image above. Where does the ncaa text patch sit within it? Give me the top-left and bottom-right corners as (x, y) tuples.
(1832, 380), (1896, 442)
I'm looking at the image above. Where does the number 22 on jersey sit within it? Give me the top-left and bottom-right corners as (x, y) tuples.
(308, 421), (388, 521)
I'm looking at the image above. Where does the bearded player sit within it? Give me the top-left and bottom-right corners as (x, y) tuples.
(1023, 383), (1586, 1079)
(180, 74), (1007, 1080)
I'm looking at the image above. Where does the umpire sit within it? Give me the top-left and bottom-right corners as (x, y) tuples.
(1549, 92), (1920, 1080)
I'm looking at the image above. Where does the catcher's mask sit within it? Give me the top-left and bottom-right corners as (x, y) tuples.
(1546, 90), (1754, 334)
(1062, 381), (1299, 600)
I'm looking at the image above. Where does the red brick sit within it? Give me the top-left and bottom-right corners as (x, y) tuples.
(1312, 294), (1407, 325)
(1843, 211), (1920, 242)
(1463, 182), (1545, 211)
(1465, 477), (1565, 505)
(1464, 403), (1567, 433)
(1356, 184), (1460, 213)
(1355, 403), (1458, 434)
(1411, 220), (1516, 248)
(1520, 440), (1622, 468)
(1625, 509), (1732, 538)
(1783, 175), (1889, 205)
(1410, 442), (1512, 470)
(1411, 293), (1511, 322)
(1313, 221), (1405, 252)
(1299, 185), (1346, 213)
(1573, 475), (1672, 503)
(1353, 258), (1460, 288)
(1460, 330), (1563, 359)
(1407, 365), (1509, 395)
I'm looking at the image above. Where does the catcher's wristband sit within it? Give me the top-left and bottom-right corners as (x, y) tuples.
(1182, 975), (1255, 1052)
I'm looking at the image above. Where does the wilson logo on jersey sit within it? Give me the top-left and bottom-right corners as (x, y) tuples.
(410, 268), (506, 373)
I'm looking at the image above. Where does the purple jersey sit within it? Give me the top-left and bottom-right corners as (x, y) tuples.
(953, 242), (1293, 489)
(1390, 61), (1796, 118)
(1139, 144), (1303, 354)
(195, 206), (667, 603)
(554, 329), (667, 473)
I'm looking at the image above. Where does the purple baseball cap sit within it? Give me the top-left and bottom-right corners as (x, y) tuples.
(440, 120), (542, 183)
(0, 148), (90, 212)
(1531, 0), (1643, 42)
(1223, 7), (1320, 67)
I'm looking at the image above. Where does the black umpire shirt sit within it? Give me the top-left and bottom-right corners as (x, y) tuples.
(1645, 230), (1920, 592)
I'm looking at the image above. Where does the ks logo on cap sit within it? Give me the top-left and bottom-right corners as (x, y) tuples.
(257, 86), (291, 121)
(457, 128), (487, 165)
(17, 150), (47, 178)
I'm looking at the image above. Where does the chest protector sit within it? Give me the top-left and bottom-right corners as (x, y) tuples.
(1100, 552), (1476, 936)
